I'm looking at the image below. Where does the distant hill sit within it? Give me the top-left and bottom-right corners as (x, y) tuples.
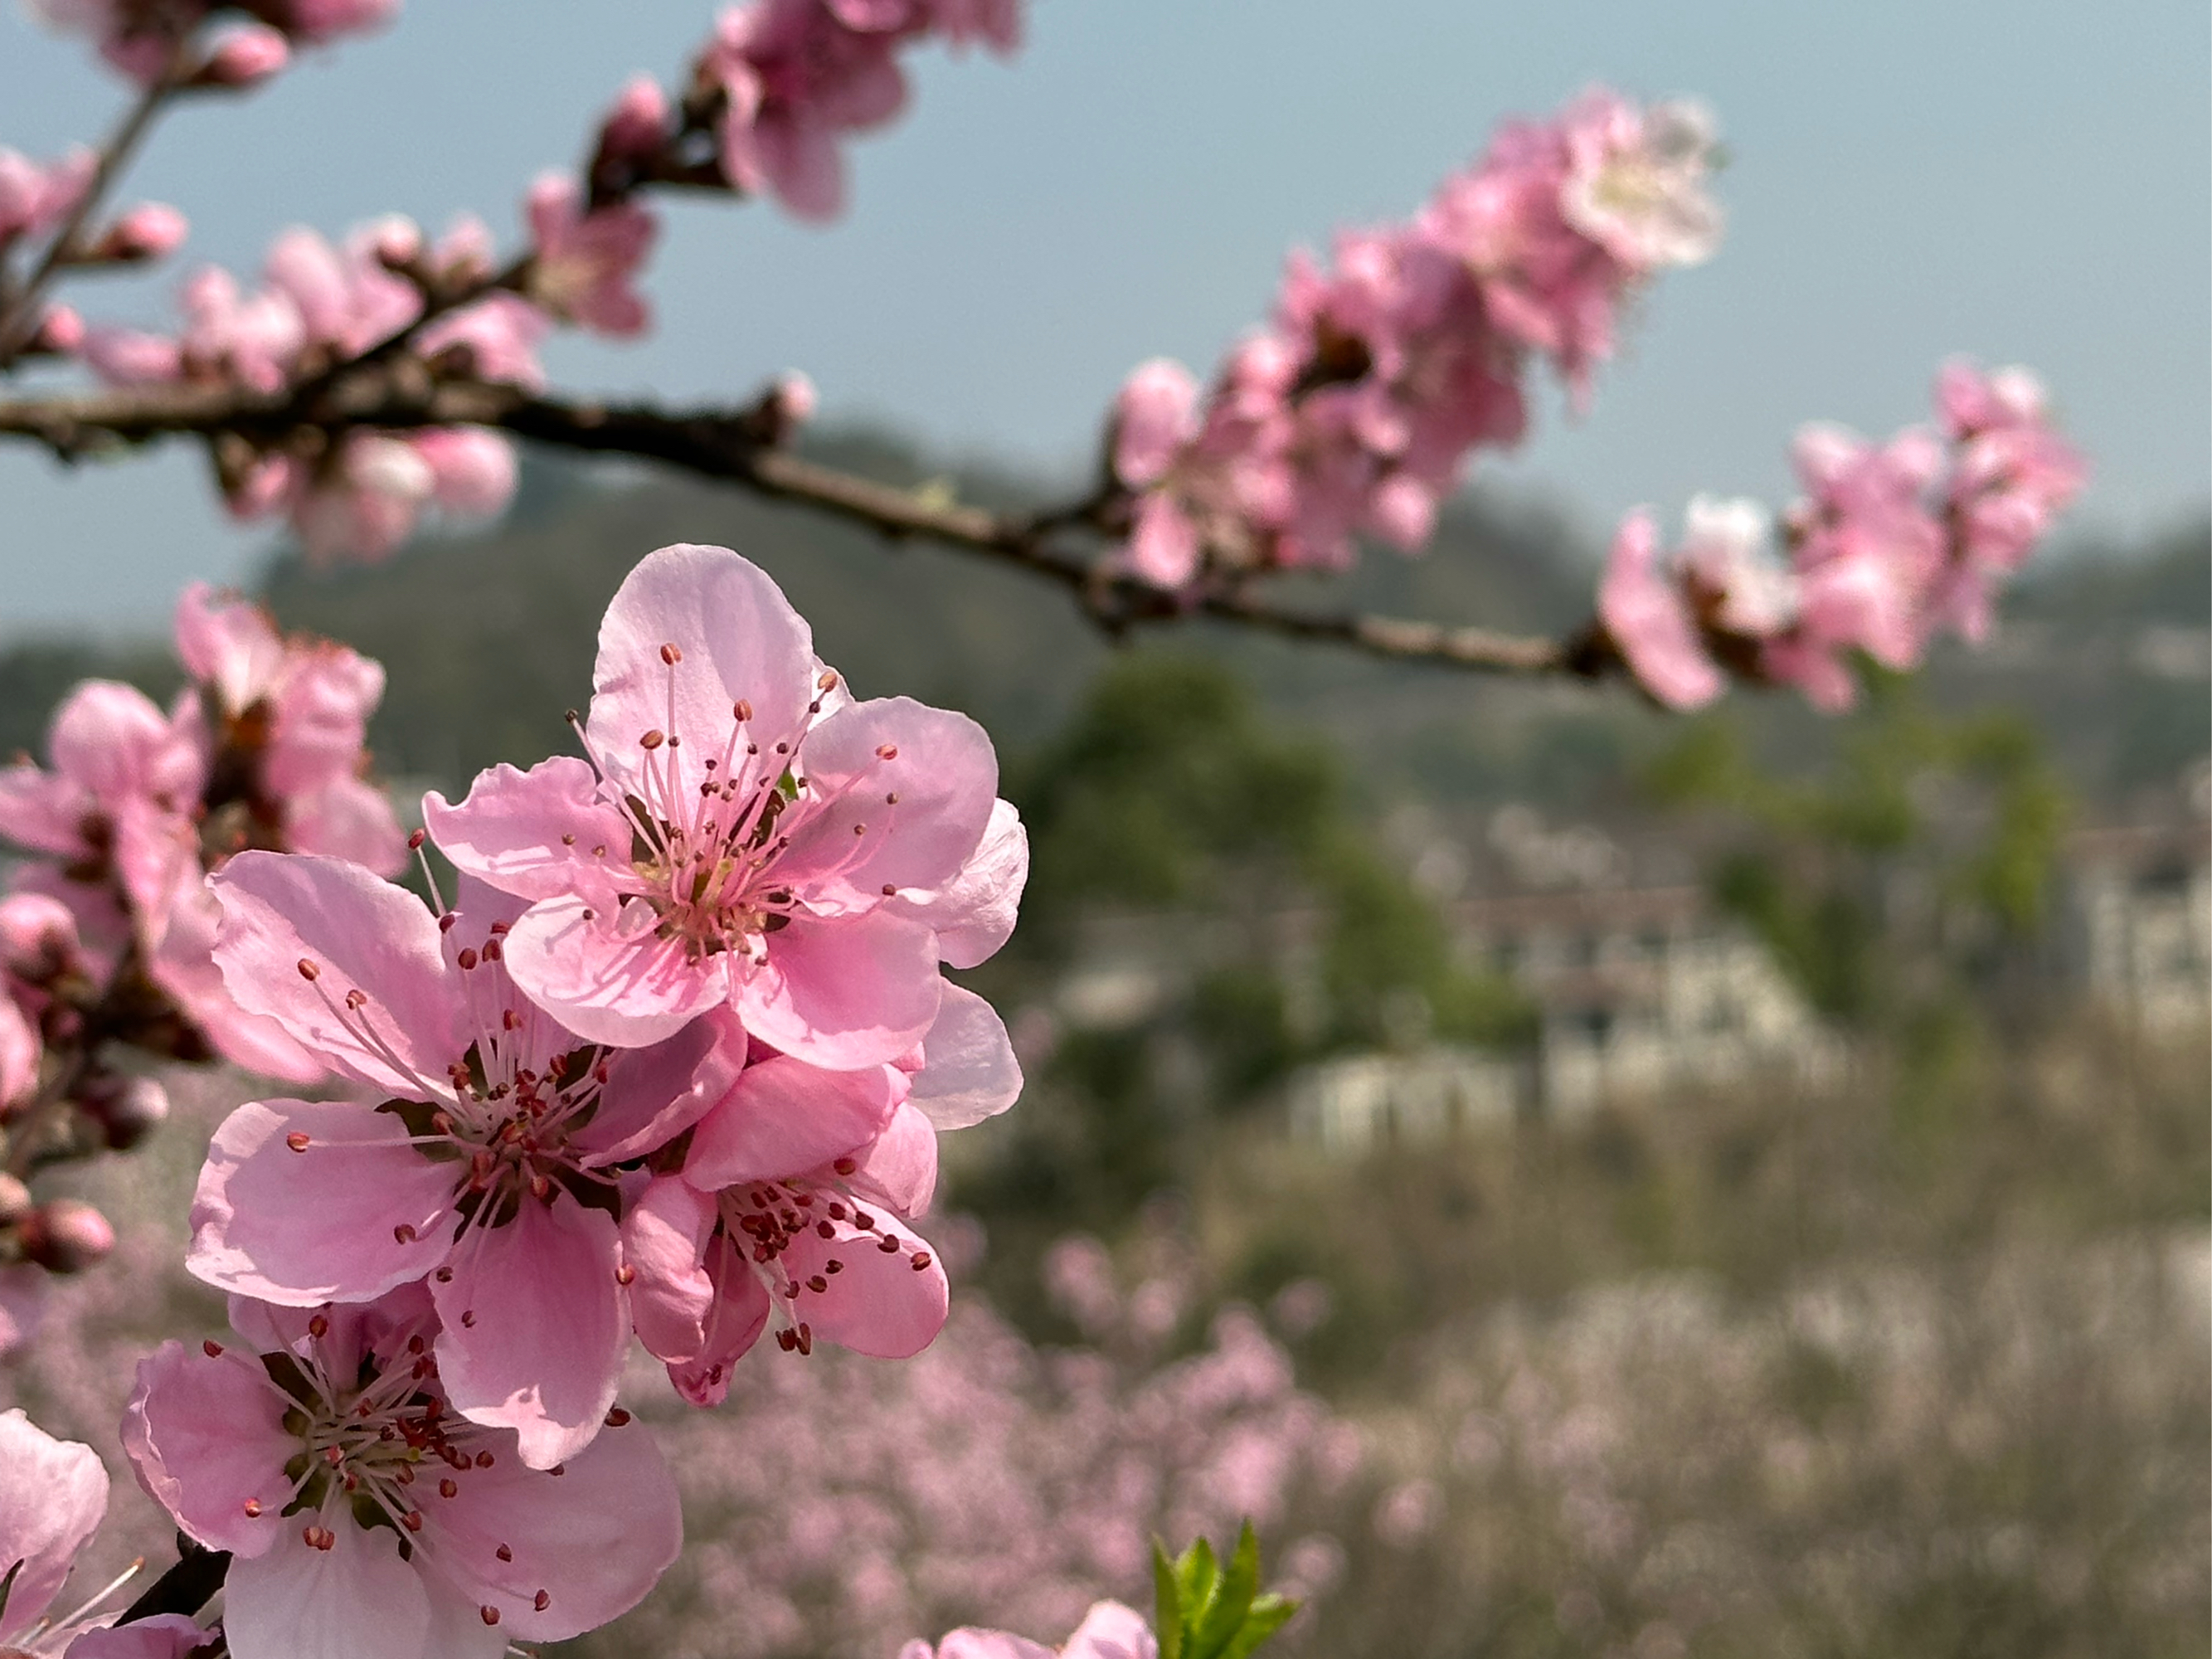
(0, 431), (2202, 815)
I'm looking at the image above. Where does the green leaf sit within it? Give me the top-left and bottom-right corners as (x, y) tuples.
(1189, 1522), (1262, 1659)
(1222, 1593), (1298, 1659)
(1176, 1535), (1219, 1632)
(1151, 1540), (1184, 1659)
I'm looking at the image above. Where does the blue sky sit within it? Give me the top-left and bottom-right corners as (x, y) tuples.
(0, 0), (2205, 635)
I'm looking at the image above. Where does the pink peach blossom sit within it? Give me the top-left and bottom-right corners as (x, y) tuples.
(188, 855), (738, 1467)
(424, 542), (1024, 1067)
(523, 174), (655, 337)
(122, 1288), (680, 1659)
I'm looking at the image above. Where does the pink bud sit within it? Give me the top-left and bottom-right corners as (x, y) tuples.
(195, 23), (291, 89)
(596, 75), (670, 168)
(18, 1199), (114, 1274)
(28, 304), (84, 356)
(97, 202), (188, 263)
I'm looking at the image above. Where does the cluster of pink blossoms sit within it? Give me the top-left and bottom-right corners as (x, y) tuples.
(0, 585), (404, 1346)
(1108, 89), (1722, 589)
(81, 543), (1031, 1657)
(25, 0), (396, 87)
(1597, 359), (2088, 710)
(79, 198), (648, 561)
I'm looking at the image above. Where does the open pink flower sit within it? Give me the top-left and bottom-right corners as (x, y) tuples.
(626, 981), (1019, 1399)
(424, 542), (1025, 1067)
(707, 0), (914, 220)
(173, 582), (406, 874)
(123, 1288), (681, 1659)
(187, 854), (738, 1467)
(902, 1601), (1157, 1659)
(0, 679), (206, 953)
(1598, 508), (1723, 709)
(523, 174), (655, 337)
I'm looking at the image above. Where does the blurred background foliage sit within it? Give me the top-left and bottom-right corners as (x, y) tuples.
(4, 441), (2206, 1657)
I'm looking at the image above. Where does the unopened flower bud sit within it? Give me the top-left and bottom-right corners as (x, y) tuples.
(594, 75), (670, 172)
(192, 23), (290, 89)
(27, 304), (83, 357)
(75, 1072), (169, 1151)
(0, 1175), (31, 1228)
(92, 202), (188, 264)
(18, 1199), (114, 1274)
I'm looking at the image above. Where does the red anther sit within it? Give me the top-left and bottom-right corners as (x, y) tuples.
(815, 1219), (834, 1239)
(640, 729), (666, 750)
(460, 1310), (476, 1328)
(874, 743), (898, 761)
(833, 1158), (858, 1177)
(615, 1263), (637, 1286)
(660, 643), (683, 664)
(345, 989), (367, 1010)
(440, 1478), (459, 1499)
(308, 1313), (329, 1339)
(881, 883), (898, 897)
(911, 1252), (933, 1272)
(807, 1275), (828, 1294)
(408, 829), (427, 849)
(535, 1590), (552, 1612)
(297, 958), (319, 980)
(825, 1259), (843, 1274)
(456, 947), (479, 971)
(394, 1223), (418, 1243)
(402, 1511), (424, 1532)
(479, 1608), (500, 1627)
(878, 1235), (901, 1253)
(243, 1497), (262, 1517)
(495, 1544), (513, 1563)
(202, 1340), (223, 1357)
(475, 1450), (495, 1468)
(285, 1132), (311, 1153)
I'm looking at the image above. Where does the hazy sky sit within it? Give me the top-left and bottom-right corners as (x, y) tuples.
(0, 0), (2205, 635)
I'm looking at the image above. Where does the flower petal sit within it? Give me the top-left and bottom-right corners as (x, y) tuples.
(684, 1053), (898, 1191)
(739, 907), (942, 1069)
(0, 1407), (108, 1642)
(210, 851), (462, 1099)
(120, 1342), (293, 1559)
(501, 894), (727, 1048)
(907, 982), (1021, 1130)
(188, 1098), (456, 1305)
(433, 1195), (628, 1470)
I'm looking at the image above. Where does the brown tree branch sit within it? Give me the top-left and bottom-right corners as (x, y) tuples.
(0, 371), (1607, 680)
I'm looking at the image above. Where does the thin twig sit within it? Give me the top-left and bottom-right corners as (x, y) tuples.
(0, 52), (187, 364)
(0, 372), (1607, 680)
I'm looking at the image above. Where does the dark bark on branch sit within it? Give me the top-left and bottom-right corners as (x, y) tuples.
(0, 372), (1616, 681)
